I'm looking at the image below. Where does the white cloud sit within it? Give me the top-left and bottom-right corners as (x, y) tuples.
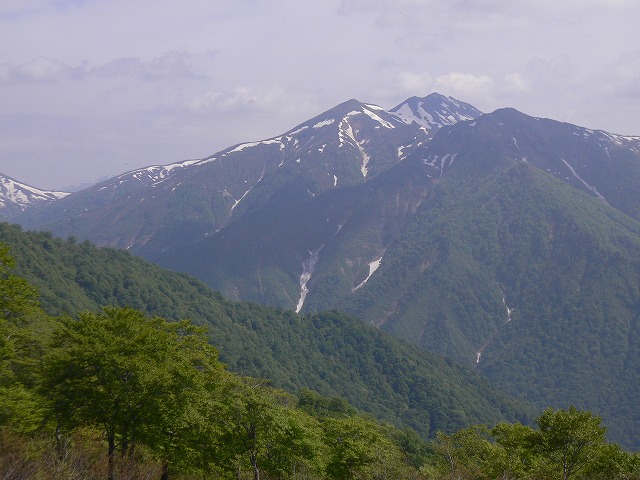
(95, 51), (212, 81)
(504, 73), (532, 94)
(188, 84), (319, 117)
(189, 85), (285, 112)
(0, 56), (79, 83)
(0, 0), (49, 16)
(398, 72), (434, 93)
(2, 0), (640, 188)
(0, 51), (213, 85)
(603, 50), (640, 98)
(435, 72), (494, 96)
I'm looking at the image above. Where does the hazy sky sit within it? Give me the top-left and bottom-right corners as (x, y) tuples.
(2, 0), (640, 190)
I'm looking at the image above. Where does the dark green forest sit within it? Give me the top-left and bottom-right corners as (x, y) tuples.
(3, 233), (640, 479)
(0, 222), (532, 439)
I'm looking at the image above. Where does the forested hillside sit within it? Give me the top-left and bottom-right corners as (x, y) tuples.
(0, 246), (428, 478)
(339, 153), (640, 448)
(3, 227), (640, 479)
(0, 222), (533, 441)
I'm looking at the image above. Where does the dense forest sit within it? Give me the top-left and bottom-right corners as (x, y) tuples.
(3, 239), (640, 479)
(4, 231), (640, 480)
(0, 223), (533, 439)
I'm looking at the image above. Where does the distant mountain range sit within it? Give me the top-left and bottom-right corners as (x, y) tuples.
(6, 92), (640, 448)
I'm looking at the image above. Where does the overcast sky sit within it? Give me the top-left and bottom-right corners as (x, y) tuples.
(2, 0), (640, 190)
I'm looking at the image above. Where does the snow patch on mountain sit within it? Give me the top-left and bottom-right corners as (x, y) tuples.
(398, 145), (412, 160)
(313, 118), (335, 129)
(118, 158), (204, 187)
(295, 224), (344, 313)
(229, 173), (264, 212)
(393, 103), (435, 128)
(501, 291), (513, 323)
(560, 158), (609, 205)
(390, 94), (482, 132)
(353, 256), (383, 291)
(0, 174), (69, 211)
(364, 103), (385, 111)
(286, 126), (309, 138)
(339, 115), (371, 177)
(361, 107), (396, 129)
(296, 248), (321, 313)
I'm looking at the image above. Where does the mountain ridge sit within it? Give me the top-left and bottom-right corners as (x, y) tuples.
(0, 173), (69, 221)
(9, 93), (640, 448)
(11, 93), (481, 253)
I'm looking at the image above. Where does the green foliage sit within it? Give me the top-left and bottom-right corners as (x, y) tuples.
(0, 243), (49, 432)
(531, 407), (607, 480)
(0, 245), (425, 478)
(215, 378), (324, 479)
(426, 407), (640, 480)
(315, 159), (640, 450)
(0, 243), (39, 319)
(1, 241), (639, 479)
(42, 307), (223, 479)
(0, 223), (534, 441)
(297, 388), (356, 418)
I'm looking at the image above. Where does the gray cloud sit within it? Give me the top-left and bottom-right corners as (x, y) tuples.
(0, 50), (214, 85)
(2, 0), (640, 189)
(603, 50), (640, 99)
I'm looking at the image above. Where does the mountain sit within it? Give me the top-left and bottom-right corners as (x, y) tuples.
(11, 93), (640, 448)
(15, 93), (481, 254)
(0, 173), (69, 221)
(0, 222), (533, 439)
(151, 108), (640, 448)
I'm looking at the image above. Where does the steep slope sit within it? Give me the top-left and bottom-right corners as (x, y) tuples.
(16, 94), (479, 255)
(315, 112), (640, 448)
(0, 174), (69, 221)
(156, 109), (640, 448)
(461, 108), (640, 220)
(362, 154), (640, 448)
(0, 222), (533, 438)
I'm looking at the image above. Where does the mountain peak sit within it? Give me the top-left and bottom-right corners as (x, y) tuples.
(390, 92), (482, 131)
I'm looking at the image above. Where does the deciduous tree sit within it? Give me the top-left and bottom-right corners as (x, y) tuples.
(42, 307), (221, 480)
(531, 406), (607, 480)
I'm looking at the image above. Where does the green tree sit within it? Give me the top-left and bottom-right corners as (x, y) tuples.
(42, 307), (221, 480)
(530, 406), (607, 480)
(322, 415), (406, 480)
(430, 425), (497, 480)
(0, 243), (47, 432)
(491, 421), (539, 479)
(0, 243), (39, 320)
(216, 378), (322, 480)
(297, 388), (356, 418)
(583, 443), (640, 480)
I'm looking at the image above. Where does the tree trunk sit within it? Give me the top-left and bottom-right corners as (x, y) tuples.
(108, 431), (116, 480)
(161, 461), (169, 480)
(250, 452), (260, 480)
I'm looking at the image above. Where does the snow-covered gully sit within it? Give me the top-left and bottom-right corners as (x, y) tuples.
(295, 225), (343, 313)
(476, 285), (515, 365)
